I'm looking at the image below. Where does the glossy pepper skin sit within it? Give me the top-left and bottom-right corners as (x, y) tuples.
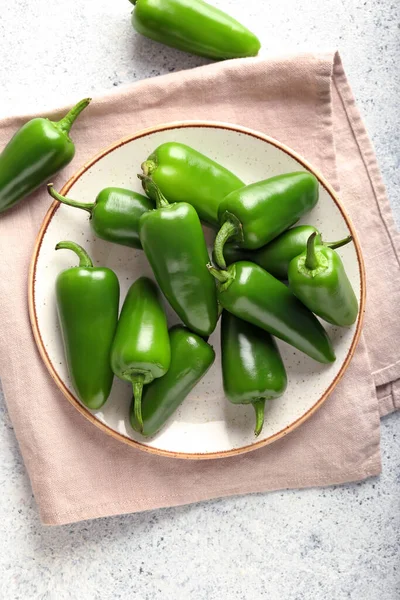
(139, 177), (218, 337)
(55, 241), (120, 409)
(221, 312), (287, 437)
(129, 0), (261, 60)
(141, 142), (244, 227)
(213, 172), (319, 268)
(111, 277), (171, 431)
(208, 261), (335, 364)
(48, 184), (153, 249)
(130, 325), (215, 437)
(219, 226), (353, 280)
(288, 232), (359, 327)
(0, 98), (91, 214)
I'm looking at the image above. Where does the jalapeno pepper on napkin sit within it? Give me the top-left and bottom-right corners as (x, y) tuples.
(208, 261), (335, 364)
(111, 277), (171, 431)
(48, 184), (153, 249)
(139, 176), (218, 337)
(213, 172), (319, 268)
(288, 232), (359, 327)
(221, 312), (287, 437)
(129, 0), (261, 60)
(141, 142), (244, 227)
(219, 226), (352, 279)
(130, 325), (215, 437)
(0, 98), (91, 214)
(55, 241), (120, 409)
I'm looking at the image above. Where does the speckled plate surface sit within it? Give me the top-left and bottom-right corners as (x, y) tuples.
(29, 121), (365, 459)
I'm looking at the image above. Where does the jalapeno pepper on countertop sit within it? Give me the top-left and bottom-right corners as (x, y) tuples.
(0, 98), (91, 214)
(48, 184), (153, 249)
(111, 277), (171, 431)
(288, 232), (359, 327)
(219, 226), (353, 280)
(141, 142), (244, 227)
(221, 312), (287, 437)
(55, 241), (120, 410)
(130, 325), (215, 437)
(129, 0), (261, 61)
(208, 261), (335, 364)
(213, 172), (319, 268)
(139, 176), (218, 337)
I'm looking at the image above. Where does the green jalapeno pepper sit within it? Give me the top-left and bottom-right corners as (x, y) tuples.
(221, 312), (287, 437)
(111, 277), (171, 431)
(213, 172), (319, 268)
(288, 232), (359, 327)
(219, 226), (353, 279)
(139, 176), (218, 337)
(0, 98), (91, 214)
(130, 325), (215, 437)
(208, 261), (335, 364)
(55, 241), (120, 409)
(141, 142), (244, 227)
(129, 0), (261, 60)
(48, 184), (153, 249)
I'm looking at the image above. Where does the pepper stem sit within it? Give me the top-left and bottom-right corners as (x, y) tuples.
(253, 399), (266, 437)
(325, 234), (353, 250)
(305, 232), (319, 270)
(129, 0), (137, 4)
(213, 220), (240, 269)
(138, 175), (170, 209)
(55, 98), (91, 135)
(55, 241), (93, 268)
(207, 263), (232, 284)
(132, 375), (145, 432)
(48, 184), (95, 215)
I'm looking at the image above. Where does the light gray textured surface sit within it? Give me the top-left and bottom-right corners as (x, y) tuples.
(0, 1), (399, 598)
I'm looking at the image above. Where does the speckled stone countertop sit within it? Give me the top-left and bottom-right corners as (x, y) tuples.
(1, 1), (399, 598)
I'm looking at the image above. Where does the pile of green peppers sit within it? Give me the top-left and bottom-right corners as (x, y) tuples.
(52, 140), (358, 439)
(0, 3), (358, 441)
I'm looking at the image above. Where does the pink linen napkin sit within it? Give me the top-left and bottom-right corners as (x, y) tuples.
(0, 51), (399, 525)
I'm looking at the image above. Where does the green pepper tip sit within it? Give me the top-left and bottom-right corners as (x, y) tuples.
(253, 399), (266, 437)
(132, 375), (145, 433)
(138, 174), (153, 185)
(305, 232), (319, 271)
(325, 234), (353, 250)
(139, 176), (170, 208)
(214, 218), (242, 269)
(48, 184), (94, 215)
(55, 241), (93, 268)
(55, 97), (92, 136)
(207, 263), (232, 284)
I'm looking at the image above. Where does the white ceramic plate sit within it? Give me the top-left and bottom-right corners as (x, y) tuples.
(29, 122), (365, 459)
